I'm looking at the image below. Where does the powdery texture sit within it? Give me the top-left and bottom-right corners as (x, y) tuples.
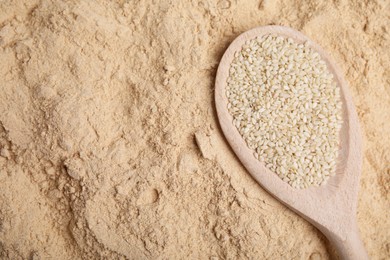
(0, 0), (389, 259)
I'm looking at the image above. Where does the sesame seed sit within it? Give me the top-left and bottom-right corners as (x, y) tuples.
(226, 34), (342, 189)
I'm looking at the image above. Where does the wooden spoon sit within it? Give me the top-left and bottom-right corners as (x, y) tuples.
(215, 25), (368, 260)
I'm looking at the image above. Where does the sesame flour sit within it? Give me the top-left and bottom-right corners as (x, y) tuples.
(0, 0), (389, 259)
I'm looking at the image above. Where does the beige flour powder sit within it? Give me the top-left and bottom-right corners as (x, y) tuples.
(0, 0), (389, 259)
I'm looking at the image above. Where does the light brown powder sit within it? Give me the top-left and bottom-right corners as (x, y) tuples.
(0, 0), (389, 259)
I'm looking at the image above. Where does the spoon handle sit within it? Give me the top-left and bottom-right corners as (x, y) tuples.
(325, 222), (368, 260)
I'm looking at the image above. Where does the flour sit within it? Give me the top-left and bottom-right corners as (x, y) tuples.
(0, 0), (389, 259)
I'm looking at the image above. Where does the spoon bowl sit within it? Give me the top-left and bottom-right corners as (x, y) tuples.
(215, 25), (367, 260)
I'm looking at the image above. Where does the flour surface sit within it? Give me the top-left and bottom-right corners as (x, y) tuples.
(0, 1), (389, 259)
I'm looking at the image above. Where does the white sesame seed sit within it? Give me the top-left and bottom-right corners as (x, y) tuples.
(226, 34), (342, 189)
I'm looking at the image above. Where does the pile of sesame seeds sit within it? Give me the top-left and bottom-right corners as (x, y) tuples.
(226, 34), (342, 189)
